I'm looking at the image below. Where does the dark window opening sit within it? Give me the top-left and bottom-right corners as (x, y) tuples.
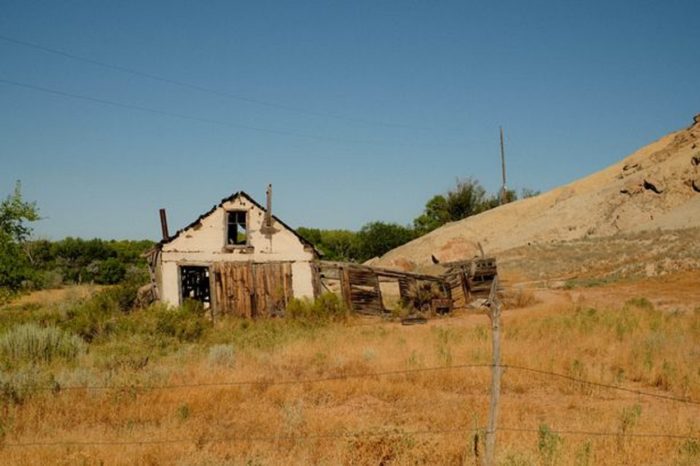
(227, 211), (247, 246)
(180, 266), (211, 308)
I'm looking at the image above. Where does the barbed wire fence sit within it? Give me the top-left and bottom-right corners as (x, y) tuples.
(2, 361), (698, 449)
(2, 279), (699, 460)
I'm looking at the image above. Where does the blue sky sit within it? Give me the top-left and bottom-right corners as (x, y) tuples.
(1, 1), (698, 240)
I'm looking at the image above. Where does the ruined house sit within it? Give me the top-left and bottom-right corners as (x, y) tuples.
(146, 187), (320, 317)
(145, 186), (497, 318)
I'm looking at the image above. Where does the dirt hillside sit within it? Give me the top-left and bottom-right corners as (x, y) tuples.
(374, 114), (700, 271)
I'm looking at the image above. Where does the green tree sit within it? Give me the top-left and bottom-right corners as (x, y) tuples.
(413, 178), (525, 235)
(355, 221), (416, 261)
(413, 195), (450, 235)
(297, 227), (359, 261)
(0, 182), (40, 290)
(445, 177), (490, 220)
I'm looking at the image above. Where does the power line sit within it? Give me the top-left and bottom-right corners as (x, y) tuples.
(0, 77), (389, 145)
(0, 33), (428, 130)
(0, 77), (465, 149)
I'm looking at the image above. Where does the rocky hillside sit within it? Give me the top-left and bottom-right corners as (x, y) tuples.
(373, 115), (700, 271)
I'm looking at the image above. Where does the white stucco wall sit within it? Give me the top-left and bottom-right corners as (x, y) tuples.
(158, 195), (316, 307)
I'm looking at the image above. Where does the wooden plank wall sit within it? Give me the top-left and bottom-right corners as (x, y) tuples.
(443, 270), (469, 309)
(346, 266), (383, 315)
(443, 258), (497, 310)
(213, 262), (293, 318)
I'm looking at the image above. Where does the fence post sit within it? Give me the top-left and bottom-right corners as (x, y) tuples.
(483, 275), (502, 466)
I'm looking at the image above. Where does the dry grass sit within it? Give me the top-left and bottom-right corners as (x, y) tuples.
(6, 285), (103, 309)
(501, 287), (538, 309)
(0, 281), (699, 465)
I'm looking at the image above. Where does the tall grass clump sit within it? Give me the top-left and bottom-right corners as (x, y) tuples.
(154, 299), (211, 342)
(286, 292), (348, 323)
(0, 366), (57, 404)
(207, 344), (236, 368)
(537, 424), (563, 466)
(0, 323), (85, 366)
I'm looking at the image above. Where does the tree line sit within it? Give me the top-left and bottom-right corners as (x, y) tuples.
(0, 182), (153, 297)
(299, 178), (539, 262)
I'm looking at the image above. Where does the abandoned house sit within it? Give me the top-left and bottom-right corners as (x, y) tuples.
(145, 185), (498, 318)
(146, 186), (320, 317)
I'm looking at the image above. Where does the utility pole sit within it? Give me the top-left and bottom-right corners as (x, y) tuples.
(483, 275), (502, 466)
(499, 127), (507, 205)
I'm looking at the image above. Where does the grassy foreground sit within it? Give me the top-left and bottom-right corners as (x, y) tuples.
(0, 284), (698, 465)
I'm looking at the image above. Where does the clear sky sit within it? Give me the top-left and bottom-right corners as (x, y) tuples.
(1, 1), (698, 241)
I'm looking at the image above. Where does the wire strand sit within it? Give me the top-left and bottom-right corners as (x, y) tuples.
(0, 78), (394, 145)
(502, 364), (700, 405)
(3, 426), (697, 449)
(38, 363), (700, 405)
(0, 33), (434, 131)
(42, 363), (492, 391)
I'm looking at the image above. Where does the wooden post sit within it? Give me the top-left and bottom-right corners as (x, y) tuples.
(340, 266), (353, 312)
(483, 275), (502, 466)
(499, 127), (507, 205)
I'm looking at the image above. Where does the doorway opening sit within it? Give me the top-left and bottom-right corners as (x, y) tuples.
(180, 266), (211, 308)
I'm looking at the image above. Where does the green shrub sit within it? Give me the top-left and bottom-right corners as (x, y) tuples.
(155, 300), (210, 342)
(677, 439), (700, 466)
(537, 424), (562, 466)
(286, 292), (348, 323)
(0, 366), (57, 404)
(0, 323), (85, 365)
(95, 257), (127, 284)
(208, 344), (236, 367)
(177, 403), (190, 421)
(500, 451), (535, 466)
(58, 281), (144, 342)
(62, 292), (119, 342)
(624, 297), (654, 311)
(101, 278), (144, 312)
(574, 440), (593, 466)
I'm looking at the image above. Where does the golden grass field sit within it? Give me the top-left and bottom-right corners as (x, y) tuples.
(1, 272), (699, 465)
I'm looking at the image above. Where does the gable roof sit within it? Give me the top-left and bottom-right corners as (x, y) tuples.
(155, 191), (320, 256)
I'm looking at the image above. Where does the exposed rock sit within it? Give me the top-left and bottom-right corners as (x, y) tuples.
(620, 179), (643, 195)
(643, 179), (664, 194)
(694, 114), (700, 126)
(622, 162), (640, 172)
(372, 115), (700, 270)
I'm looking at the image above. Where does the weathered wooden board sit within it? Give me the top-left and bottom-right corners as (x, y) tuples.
(213, 262), (293, 318)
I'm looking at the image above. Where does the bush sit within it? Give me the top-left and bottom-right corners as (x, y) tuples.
(208, 344), (236, 368)
(286, 293), (348, 323)
(101, 280), (142, 312)
(401, 282), (442, 314)
(155, 300), (210, 342)
(0, 366), (57, 404)
(95, 257), (127, 284)
(62, 291), (119, 342)
(208, 345), (236, 367)
(0, 324), (85, 366)
(538, 424), (563, 466)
